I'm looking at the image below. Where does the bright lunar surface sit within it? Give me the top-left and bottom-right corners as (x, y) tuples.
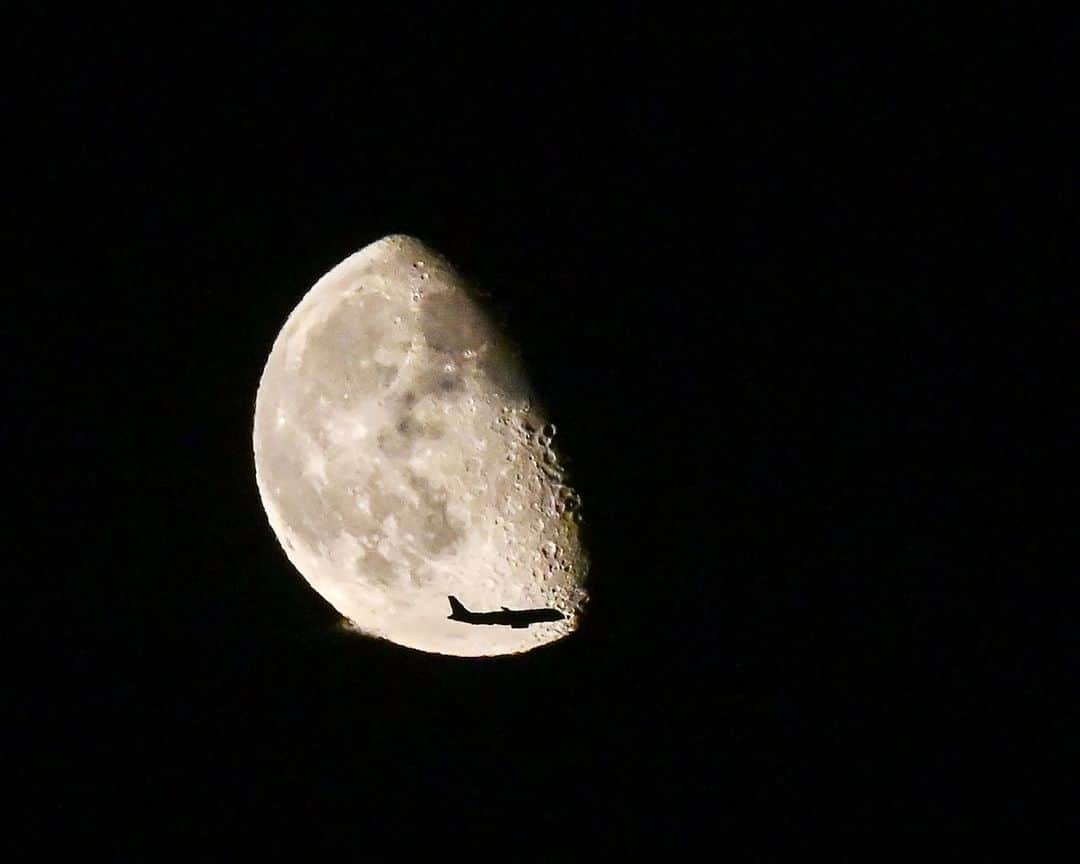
(253, 235), (589, 656)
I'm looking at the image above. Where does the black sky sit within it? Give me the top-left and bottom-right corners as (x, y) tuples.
(10, 6), (1075, 851)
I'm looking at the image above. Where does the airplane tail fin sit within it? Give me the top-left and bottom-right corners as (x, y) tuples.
(447, 595), (469, 617)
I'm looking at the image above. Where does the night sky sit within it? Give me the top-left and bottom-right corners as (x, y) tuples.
(11, 6), (1073, 851)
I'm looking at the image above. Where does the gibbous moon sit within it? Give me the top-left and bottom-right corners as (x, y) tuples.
(253, 235), (589, 656)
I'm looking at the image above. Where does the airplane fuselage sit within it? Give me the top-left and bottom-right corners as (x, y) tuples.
(447, 596), (565, 629)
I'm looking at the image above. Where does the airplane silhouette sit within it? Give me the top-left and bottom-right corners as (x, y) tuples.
(447, 595), (566, 628)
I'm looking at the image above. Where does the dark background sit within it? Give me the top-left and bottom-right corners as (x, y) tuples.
(10, 5), (1074, 850)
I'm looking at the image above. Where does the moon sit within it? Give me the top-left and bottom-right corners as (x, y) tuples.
(252, 235), (589, 656)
